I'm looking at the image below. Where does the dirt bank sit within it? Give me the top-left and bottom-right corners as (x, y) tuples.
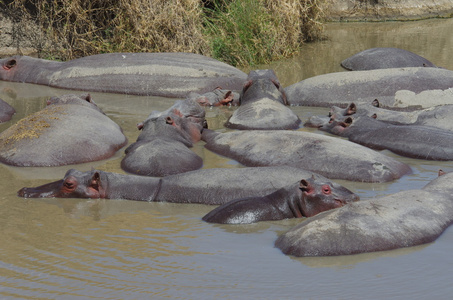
(326, 0), (453, 21)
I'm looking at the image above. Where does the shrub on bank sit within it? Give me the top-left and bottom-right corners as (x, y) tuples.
(2, 0), (324, 66)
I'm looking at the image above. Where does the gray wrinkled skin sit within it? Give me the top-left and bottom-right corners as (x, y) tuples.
(17, 166), (339, 205)
(285, 67), (453, 107)
(0, 94), (127, 167)
(225, 69), (300, 130)
(0, 53), (247, 98)
(341, 47), (436, 71)
(275, 171), (453, 257)
(202, 129), (411, 182)
(0, 98), (15, 123)
(321, 115), (453, 161)
(202, 177), (359, 224)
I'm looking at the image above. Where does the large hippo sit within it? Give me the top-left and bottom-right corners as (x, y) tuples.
(225, 69), (301, 130)
(341, 48), (437, 71)
(202, 176), (359, 224)
(16, 166), (355, 205)
(0, 98), (15, 123)
(285, 67), (453, 107)
(0, 53), (247, 98)
(121, 97), (205, 176)
(321, 115), (453, 161)
(201, 129), (411, 182)
(275, 170), (453, 257)
(0, 94), (127, 167)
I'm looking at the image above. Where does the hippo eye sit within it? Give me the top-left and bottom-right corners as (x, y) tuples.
(322, 185), (331, 195)
(63, 181), (74, 189)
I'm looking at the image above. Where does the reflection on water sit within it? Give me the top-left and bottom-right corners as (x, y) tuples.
(1, 18), (453, 299)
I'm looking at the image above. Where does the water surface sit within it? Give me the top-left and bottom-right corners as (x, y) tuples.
(1, 18), (453, 299)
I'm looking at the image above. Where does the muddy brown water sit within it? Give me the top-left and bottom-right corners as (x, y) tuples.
(1, 18), (453, 299)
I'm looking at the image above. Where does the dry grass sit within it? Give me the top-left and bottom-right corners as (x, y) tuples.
(4, 0), (325, 65)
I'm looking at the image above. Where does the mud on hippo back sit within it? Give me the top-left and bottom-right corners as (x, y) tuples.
(0, 53), (247, 98)
(0, 94), (127, 167)
(225, 69), (301, 130)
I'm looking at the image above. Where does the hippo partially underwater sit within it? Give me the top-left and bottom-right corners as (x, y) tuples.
(276, 171), (453, 257)
(0, 53), (247, 98)
(121, 98), (205, 176)
(0, 98), (15, 123)
(0, 94), (127, 167)
(341, 47), (437, 71)
(201, 129), (411, 182)
(225, 69), (301, 130)
(17, 166), (358, 209)
(202, 176), (359, 224)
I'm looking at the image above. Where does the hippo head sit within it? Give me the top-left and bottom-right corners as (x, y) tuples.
(298, 176), (359, 217)
(0, 56), (20, 80)
(17, 169), (108, 199)
(240, 69), (288, 105)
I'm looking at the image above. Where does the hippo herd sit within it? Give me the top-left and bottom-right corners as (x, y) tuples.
(2, 47), (453, 257)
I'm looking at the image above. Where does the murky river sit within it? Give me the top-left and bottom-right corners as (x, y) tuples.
(1, 18), (453, 299)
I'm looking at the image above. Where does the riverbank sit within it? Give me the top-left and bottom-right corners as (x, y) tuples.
(326, 0), (453, 21)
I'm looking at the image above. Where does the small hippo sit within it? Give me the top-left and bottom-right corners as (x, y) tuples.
(0, 98), (15, 123)
(17, 166), (350, 205)
(285, 67), (453, 107)
(0, 53), (247, 98)
(202, 128), (411, 182)
(225, 69), (301, 130)
(202, 176), (359, 224)
(0, 94), (127, 167)
(275, 170), (453, 257)
(321, 115), (453, 161)
(341, 47), (437, 71)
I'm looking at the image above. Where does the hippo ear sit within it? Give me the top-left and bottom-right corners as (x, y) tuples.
(166, 116), (174, 125)
(372, 99), (380, 107)
(343, 117), (353, 127)
(83, 94), (92, 103)
(242, 80), (253, 93)
(371, 113), (377, 119)
(347, 103), (357, 115)
(299, 179), (313, 193)
(438, 169), (446, 177)
(4, 59), (17, 70)
(137, 122), (144, 130)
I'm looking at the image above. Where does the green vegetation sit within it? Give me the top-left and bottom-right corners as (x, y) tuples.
(2, 0), (325, 66)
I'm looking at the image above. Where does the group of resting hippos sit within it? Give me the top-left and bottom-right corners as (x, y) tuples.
(2, 47), (453, 257)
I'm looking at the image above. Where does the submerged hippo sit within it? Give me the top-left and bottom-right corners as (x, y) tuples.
(121, 97), (205, 176)
(202, 176), (359, 224)
(201, 129), (411, 182)
(341, 47), (437, 71)
(0, 53), (247, 98)
(0, 94), (127, 167)
(285, 67), (453, 107)
(275, 170), (453, 257)
(225, 69), (300, 130)
(321, 115), (453, 161)
(190, 87), (240, 107)
(17, 166), (352, 205)
(0, 98), (15, 123)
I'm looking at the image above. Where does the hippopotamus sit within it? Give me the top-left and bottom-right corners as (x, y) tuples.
(201, 129), (411, 182)
(341, 48), (437, 71)
(284, 67), (453, 107)
(0, 98), (15, 123)
(225, 69), (301, 130)
(275, 170), (453, 257)
(189, 87), (240, 107)
(121, 97), (205, 176)
(17, 166), (353, 205)
(0, 94), (127, 167)
(202, 176), (359, 224)
(321, 115), (453, 161)
(0, 53), (247, 98)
